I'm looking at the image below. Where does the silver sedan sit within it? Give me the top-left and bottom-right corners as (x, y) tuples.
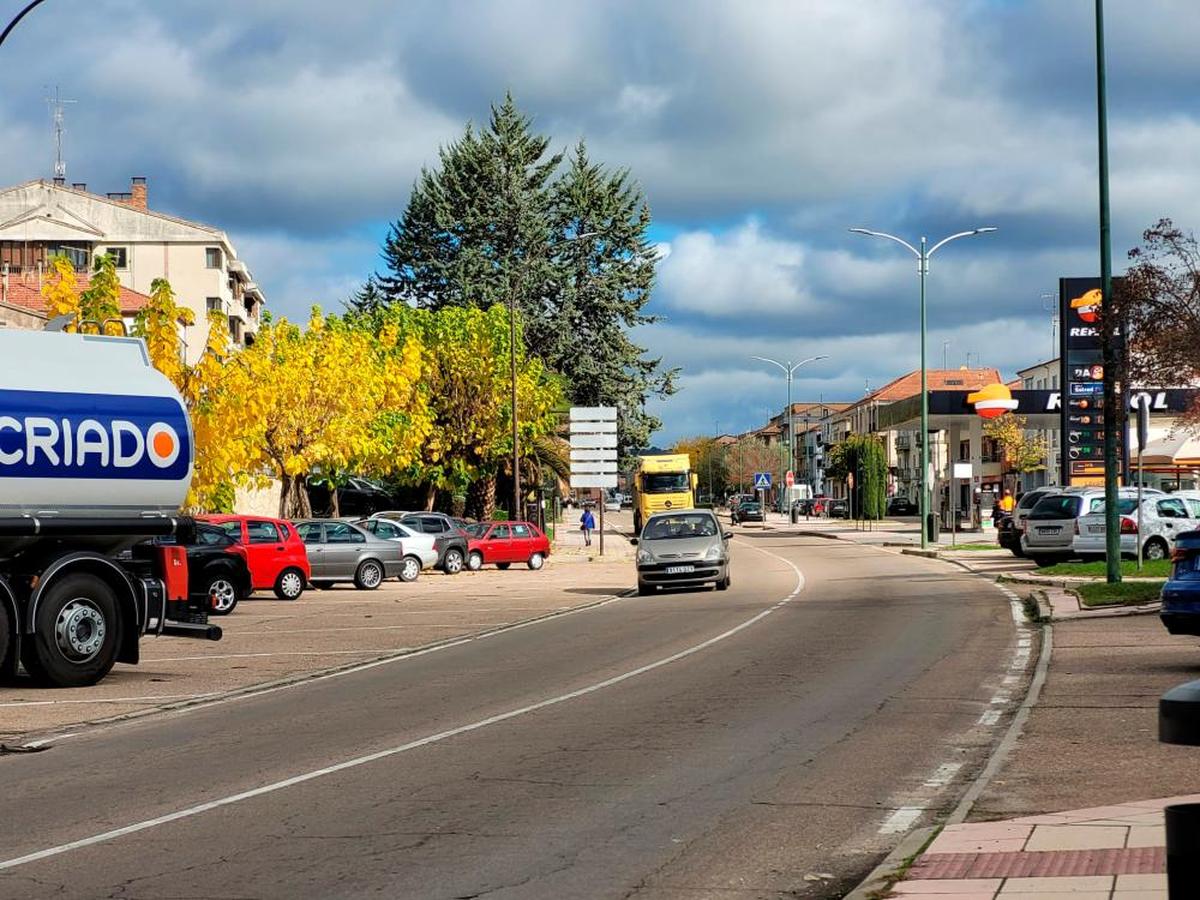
(294, 519), (408, 590)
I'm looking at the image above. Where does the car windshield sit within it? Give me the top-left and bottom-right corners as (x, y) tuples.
(1029, 495), (1082, 520)
(643, 513), (719, 540)
(642, 473), (689, 493)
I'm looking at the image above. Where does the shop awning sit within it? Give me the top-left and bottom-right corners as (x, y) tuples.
(1138, 433), (1200, 469)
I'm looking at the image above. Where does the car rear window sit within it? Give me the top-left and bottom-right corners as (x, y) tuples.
(1173, 553), (1200, 581)
(1029, 495), (1082, 520)
(1017, 491), (1046, 510)
(1087, 498), (1138, 515)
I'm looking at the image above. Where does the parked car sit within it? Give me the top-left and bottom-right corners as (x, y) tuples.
(307, 477), (395, 517)
(385, 511), (470, 574)
(1074, 495), (1198, 561)
(827, 498), (850, 519)
(294, 520), (407, 589)
(604, 495), (622, 512)
(355, 517), (440, 581)
(732, 501), (763, 524)
(198, 514), (311, 601)
(464, 521), (551, 571)
(1161, 530), (1200, 635)
(149, 523), (252, 616)
(886, 496), (918, 516)
(1020, 488), (1162, 563)
(632, 509), (731, 595)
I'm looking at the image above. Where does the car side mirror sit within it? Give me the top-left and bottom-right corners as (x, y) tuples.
(723, 532), (733, 540)
(629, 537), (638, 545)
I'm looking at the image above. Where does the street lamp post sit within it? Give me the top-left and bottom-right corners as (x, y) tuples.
(849, 226), (997, 549)
(0, 0), (46, 49)
(751, 355), (828, 488)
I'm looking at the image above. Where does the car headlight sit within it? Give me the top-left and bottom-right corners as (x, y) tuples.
(704, 545), (722, 561)
(637, 548), (653, 564)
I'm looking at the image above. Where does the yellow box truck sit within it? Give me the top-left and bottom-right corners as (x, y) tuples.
(632, 453), (697, 532)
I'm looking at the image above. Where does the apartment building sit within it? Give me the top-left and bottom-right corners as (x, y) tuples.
(0, 178), (264, 361)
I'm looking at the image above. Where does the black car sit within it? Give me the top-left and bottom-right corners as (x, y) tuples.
(308, 477), (395, 517)
(733, 501), (764, 523)
(827, 498), (850, 519)
(396, 512), (470, 574)
(154, 523), (252, 616)
(887, 497), (918, 516)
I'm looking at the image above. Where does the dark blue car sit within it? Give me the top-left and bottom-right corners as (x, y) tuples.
(1161, 530), (1200, 636)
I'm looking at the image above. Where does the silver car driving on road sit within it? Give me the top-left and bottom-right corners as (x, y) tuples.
(295, 519), (407, 590)
(632, 509), (732, 595)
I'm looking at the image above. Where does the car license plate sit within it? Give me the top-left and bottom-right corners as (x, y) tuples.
(1037, 527), (1061, 535)
(1089, 524), (1105, 533)
(665, 565), (695, 575)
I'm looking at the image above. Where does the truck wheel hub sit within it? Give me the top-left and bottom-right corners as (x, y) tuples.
(56, 600), (105, 661)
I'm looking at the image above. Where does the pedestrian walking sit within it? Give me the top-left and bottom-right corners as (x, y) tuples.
(580, 507), (596, 547)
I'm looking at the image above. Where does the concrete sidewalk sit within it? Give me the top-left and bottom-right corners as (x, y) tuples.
(552, 508), (635, 560)
(889, 796), (1178, 898)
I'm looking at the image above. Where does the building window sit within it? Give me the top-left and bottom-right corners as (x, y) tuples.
(45, 242), (90, 271)
(228, 315), (242, 343)
(206, 297), (223, 313)
(104, 247), (128, 269)
(206, 247), (223, 269)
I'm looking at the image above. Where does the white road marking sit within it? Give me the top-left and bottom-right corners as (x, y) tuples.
(977, 708), (1002, 727)
(0, 694), (217, 709)
(139, 649), (415, 663)
(0, 542), (805, 871)
(922, 762), (962, 789)
(879, 806), (925, 835)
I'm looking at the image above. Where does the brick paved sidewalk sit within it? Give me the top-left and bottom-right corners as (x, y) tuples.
(889, 796), (1187, 898)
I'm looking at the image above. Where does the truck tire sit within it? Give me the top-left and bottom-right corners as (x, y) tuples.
(0, 599), (12, 682)
(22, 574), (121, 688)
(274, 568), (306, 601)
(633, 512), (642, 533)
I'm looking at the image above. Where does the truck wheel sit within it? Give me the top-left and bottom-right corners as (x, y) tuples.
(398, 556), (421, 583)
(354, 559), (384, 590)
(205, 572), (240, 616)
(274, 568), (305, 601)
(23, 574), (121, 688)
(0, 599), (12, 682)
(442, 548), (465, 575)
(633, 512), (642, 533)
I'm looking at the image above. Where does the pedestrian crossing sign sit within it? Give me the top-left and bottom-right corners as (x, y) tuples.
(753, 472), (772, 490)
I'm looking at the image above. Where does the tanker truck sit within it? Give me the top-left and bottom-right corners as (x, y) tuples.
(0, 329), (221, 688)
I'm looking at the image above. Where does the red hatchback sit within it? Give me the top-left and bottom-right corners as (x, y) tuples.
(465, 521), (551, 571)
(198, 514), (311, 600)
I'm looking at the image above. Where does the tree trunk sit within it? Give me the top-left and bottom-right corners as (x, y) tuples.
(466, 474), (496, 521)
(330, 488), (340, 519)
(424, 482), (437, 511)
(279, 473), (314, 519)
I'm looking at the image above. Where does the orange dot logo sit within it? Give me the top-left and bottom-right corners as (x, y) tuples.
(145, 422), (180, 468)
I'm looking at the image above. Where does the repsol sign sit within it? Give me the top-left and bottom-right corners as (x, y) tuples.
(0, 388), (190, 480)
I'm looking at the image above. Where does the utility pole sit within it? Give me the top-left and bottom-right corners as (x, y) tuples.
(1095, 0), (1121, 585)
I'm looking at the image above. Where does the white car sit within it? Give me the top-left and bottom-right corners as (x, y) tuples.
(356, 517), (440, 577)
(1074, 494), (1199, 561)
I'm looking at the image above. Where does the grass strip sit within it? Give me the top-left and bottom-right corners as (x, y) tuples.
(1076, 580), (1164, 607)
(1037, 559), (1172, 578)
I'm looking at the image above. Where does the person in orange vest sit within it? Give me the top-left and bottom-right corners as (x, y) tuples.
(999, 489), (1015, 515)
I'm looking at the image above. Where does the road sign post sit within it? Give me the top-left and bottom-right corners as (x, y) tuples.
(570, 407), (618, 556)
(753, 472), (772, 527)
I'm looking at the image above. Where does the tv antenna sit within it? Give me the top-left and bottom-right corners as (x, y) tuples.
(45, 85), (77, 181)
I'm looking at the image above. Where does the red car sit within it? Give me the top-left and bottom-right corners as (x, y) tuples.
(197, 514), (311, 600)
(465, 521), (551, 571)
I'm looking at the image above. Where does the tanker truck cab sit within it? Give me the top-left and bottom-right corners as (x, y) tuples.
(632, 454), (698, 533)
(0, 330), (221, 688)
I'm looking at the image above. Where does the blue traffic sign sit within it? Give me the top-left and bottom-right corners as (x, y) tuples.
(753, 472), (772, 490)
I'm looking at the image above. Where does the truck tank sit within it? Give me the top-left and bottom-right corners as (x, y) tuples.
(0, 330), (193, 520)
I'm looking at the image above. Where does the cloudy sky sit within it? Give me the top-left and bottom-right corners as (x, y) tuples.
(2, 0), (1198, 444)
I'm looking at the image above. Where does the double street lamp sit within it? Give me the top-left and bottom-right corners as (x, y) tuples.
(751, 355), (828, 487)
(848, 226), (997, 549)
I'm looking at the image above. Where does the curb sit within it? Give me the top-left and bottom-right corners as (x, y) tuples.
(843, 826), (938, 900)
(15, 588), (637, 749)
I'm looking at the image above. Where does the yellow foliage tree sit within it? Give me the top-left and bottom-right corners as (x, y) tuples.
(215, 308), (431, 517)
(79, 253), (124, 335)
(41, 254), (81, 326)
(133, 278), (195, 388)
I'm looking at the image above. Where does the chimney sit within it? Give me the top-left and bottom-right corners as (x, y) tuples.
(72, 183), (86, 191)
(130, 176), (147, 211)
(52, 176), (65, 186)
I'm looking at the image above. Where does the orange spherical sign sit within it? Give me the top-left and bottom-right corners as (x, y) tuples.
(1070, 288), (1102, 324)
(967, 383), (1019, 419)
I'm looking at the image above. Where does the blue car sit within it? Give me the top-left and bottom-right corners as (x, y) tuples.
(1161, 530), (1200, 636)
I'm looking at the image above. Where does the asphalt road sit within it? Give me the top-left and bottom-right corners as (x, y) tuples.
(0, 531), (1019, 900)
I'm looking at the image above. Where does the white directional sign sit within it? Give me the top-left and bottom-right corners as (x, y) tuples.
(569, 406), (618, 489)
